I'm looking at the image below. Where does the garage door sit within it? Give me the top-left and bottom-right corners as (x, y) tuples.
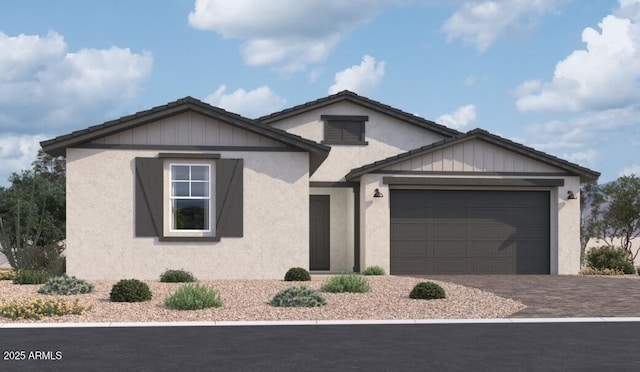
(390, 190), (550, 274)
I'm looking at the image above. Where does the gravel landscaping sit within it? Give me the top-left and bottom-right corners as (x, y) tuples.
(0, 275), (526, 323)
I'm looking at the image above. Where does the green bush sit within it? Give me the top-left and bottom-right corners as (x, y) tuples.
(38, 275), (94, 295)
(0, 298), (86, 320)
(410, 282), (446, 300)
(270, 286), (327, 307)
(361, 266), (386, 275)
(165, 284), (223, 310)
(321, 274), (370, 293)
(580, 267), (624, 276)
(109, 279), (152, 302)
(284, 267), (311, 281)
(586, 246), (635, 274)
(160, 269), (197, 283)
(12, 270), (50, 285)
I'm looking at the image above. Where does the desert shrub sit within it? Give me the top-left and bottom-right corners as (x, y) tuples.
(160, 269), (197, 283)
(109, 279), (152, 302)
(580, 267), (624, 276)
(270, 286), (327, 307)
(0, 298), (86, 320)
(284, 267), (311, 282)
(38, 275), (94, 295)
(321, 274), (370, 293)
(0, 270), (16, 280)
(12, 269), (50, 285)
(410, 282), (446, 300)
(361, 266), (386, 276)
(586, 246), (635, 274)
(165, 284), (222, 310)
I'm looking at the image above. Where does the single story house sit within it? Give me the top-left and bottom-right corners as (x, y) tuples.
(41, 91), (599, 279)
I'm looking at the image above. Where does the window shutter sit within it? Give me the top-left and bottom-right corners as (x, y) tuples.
(135, 157), (164, 237)
(216, 159), (243, 237)
(324, 121), (344, 142)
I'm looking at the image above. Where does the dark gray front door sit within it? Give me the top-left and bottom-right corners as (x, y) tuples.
(390, 190), (550, 274)
(310, 195), (330, 271)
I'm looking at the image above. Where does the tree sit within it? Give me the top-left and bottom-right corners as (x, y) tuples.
(0, 150), (66, 272)
(589, 175), (640, 262)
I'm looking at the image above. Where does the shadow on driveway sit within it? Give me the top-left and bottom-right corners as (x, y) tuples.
(411, 275), (640, 318)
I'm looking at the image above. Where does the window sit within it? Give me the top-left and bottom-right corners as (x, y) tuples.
(321, 115), (368, 145)
(170, 164), (211, 232)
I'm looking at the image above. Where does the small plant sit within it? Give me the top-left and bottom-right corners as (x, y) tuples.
(321, 274), (370, 293)
(165, 284), (223, 310)
(580, 267), (624, 276)
(38, 275), (95, 295)
(270, 286), (327, 307)
(0, 270), (16, 281)
(110, 279), (152, 302)
(284, 267), (311, 281)
(586, 246), (635, 274)
(361, 266), (386, 276)
(0, 298), (87, 320)
(12, 270), (50, 285)
(160, 269), (197, 283)
(410, 282), (446, 300)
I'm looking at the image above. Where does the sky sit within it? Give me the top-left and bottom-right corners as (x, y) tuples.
(1, 0), (639, 185)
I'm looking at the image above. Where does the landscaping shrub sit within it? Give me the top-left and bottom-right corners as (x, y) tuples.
(0, 270), (16, 281)
(284, 267), (311, 281)
(38, 275), (94, 295)
(165, 284), (222, 310)
(109, 279), (152, 302)
(321, 274), (370, 293)
(12, 270), (50, 285)
(361, 266), (386, 276)
(580, 267), (624, 276)
(0, 298), (86, 320)
(269, 286), (327, 307)
(160, 269), (197, 283)
(586, 246), (635, 274)
(410, 282), (446, 300)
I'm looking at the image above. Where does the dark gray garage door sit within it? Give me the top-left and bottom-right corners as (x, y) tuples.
(390, 190), (550, 274)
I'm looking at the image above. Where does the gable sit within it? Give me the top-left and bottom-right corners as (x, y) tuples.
(382, 138), (563, 173)
(90, 111), (288, 148)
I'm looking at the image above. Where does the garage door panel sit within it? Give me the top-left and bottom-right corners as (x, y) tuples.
(390, 190), (550, 275)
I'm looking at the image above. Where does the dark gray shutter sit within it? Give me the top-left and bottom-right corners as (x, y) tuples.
(216, 159), (243, 237)
(135, 157), (163, 237)
(325, 121), (344, 142)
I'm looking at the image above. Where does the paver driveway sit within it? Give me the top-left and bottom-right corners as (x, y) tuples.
(419, 275), (640, 318)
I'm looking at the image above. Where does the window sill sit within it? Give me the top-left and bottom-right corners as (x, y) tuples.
(320, 141), (369, 146)
(158, 236), (221, 242)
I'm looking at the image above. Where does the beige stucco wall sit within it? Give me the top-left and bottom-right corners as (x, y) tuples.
(310, 187), (354, 272)
(269, 101), (448, 182)
(66, 148), (309, 280)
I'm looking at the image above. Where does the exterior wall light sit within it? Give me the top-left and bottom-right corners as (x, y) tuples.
(567, 190), (577, 200)
(373, 188), (383, 198)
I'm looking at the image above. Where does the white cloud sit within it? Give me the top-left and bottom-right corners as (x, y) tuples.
(462, 75), (476, 87)
(188, 0), (387, 72)
(562, 150), (597, 166)
(0, 31), (153, 133)
(0, 134), (48, 184)
(204, 85), (286, 118)
(620, 164), (640, 177)
(436, 104), (477, 129)
(328, 55), (385, 95)
(442, 0), (559, 51)
(515, 10), (640, 112)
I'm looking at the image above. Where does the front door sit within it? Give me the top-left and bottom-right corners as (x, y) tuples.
(309, 195), (330, 270)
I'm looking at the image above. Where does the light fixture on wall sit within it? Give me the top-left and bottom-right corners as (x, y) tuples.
(373, 188), (383, 198)
(567, 190), (577, 200)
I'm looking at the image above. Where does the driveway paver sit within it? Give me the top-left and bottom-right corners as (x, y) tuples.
(416, 275), (640, 318)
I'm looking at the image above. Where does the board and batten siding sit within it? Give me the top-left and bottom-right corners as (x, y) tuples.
(90, 111), (288, 148)
(386, 139), (561, 173)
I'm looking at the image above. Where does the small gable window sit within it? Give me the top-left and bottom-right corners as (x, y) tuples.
(321, 115), (368, 145)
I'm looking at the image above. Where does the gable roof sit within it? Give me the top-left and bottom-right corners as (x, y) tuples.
(345, 128), (600, 182)
(257, 90), (461, 138)
(41, 96), (331, 173)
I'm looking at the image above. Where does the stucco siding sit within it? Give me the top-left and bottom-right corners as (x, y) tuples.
(387, 139), (562, 173)
(270, 101), (449, 182)
(66, 148), (309, 280)
(310, 187), (354, 272)
(91, 111), (287, 148)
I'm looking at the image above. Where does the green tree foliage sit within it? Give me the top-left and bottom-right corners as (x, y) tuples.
(0, 150), (66, 272)
(589, 175), (640, 261)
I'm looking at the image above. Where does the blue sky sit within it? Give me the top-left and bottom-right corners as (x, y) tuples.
(1, 0), (639, 185)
